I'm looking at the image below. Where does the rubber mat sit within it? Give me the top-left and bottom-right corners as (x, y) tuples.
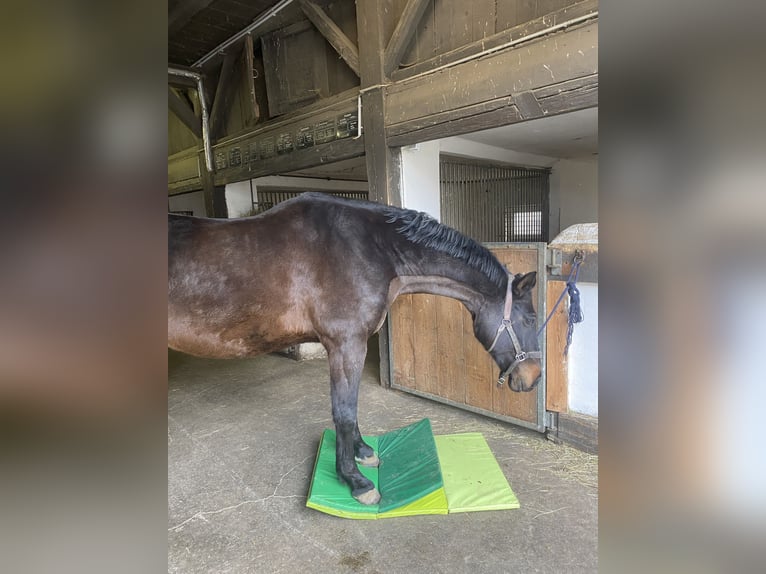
(306, 419), (518, 519)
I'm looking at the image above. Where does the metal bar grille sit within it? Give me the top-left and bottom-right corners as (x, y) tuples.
(250, 190), (369, 214)
(440, 159), (549, 242)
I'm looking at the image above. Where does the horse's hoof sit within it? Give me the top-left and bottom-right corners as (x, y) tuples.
(353, 487), (381, 506)
(355, 453), (380, 467)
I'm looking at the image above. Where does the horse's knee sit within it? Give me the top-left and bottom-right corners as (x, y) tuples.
(334, 417), (356, 432)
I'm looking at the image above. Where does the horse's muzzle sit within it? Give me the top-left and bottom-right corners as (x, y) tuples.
(509, 374), (540, 392)
(507, 360), (542, 392)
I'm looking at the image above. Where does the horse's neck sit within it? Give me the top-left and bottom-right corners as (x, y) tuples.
(389, 256), (503, 314)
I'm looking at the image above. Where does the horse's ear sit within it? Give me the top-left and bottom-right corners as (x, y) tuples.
(512, 271), (537, 297)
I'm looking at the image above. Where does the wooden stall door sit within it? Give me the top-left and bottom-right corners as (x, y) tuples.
(389, 244), (547, 432)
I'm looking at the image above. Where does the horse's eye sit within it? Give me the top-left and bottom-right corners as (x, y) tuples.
(524, 316), (536, 327)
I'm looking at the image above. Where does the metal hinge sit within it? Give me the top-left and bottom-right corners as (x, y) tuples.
(544, 410), (558, 431)
(546, 248), (563, 276)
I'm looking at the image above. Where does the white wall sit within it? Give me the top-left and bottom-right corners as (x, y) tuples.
(567, 282), (598, 417)
(549, 157), (598, 238)
(400, 141), (441, 218)
(439, 136), (557, 168)
(225, 180), (254, 217)
(224, 176), (369, 218)
(168, 190), (206, 216)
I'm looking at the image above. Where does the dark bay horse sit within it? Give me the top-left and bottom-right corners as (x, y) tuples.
(168, 192), (541, 505)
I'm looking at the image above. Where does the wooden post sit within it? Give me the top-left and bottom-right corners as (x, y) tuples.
(242, 34), (260, 126)
(300, 0), (360, 77)
(383, 0), (431, 76)
(209, 47), (242, 140)
(168, 87), (202, 138)
(200, 151), (228, 218)
(545, 280), (569, 413)
(356, 0), (401, 207)
(356, 0), (403, 386)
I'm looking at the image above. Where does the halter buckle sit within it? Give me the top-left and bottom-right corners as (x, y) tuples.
(515, 351), (527, 362)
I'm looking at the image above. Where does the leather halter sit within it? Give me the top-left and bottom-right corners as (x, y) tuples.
(487, 275), (542, 386)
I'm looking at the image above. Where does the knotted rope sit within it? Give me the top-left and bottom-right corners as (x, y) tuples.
(537, 252), (585, 356)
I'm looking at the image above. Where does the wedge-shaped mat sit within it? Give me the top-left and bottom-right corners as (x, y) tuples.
(434, 433), (519, 513)
(306, 418), (447, 519)
(306, 419), (518, 519)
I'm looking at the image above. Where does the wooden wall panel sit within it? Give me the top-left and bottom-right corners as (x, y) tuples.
(545, 279), (569, 412)
(319, 0), (361, 91)
(434, 0), (495, 56)
(463, 304), (494, 411)
(387, 0), (588, 73)
(261, 20), (330, 117)
(390, 294), (415, 386)
(397, 0), (436, 68)
(436, 296), (466, 403)
(411, 294), (439, 395)
(169, 100), (200, 155)
(495, 0), (578, 32)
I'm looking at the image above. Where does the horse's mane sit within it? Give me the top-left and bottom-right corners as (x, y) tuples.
(382, 206), (507, 289)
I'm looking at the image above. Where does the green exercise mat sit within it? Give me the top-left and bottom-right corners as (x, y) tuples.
(306, 419), (519, 519)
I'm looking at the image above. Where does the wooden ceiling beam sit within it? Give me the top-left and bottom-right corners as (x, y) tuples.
(299, 0), (360, 77)
(192, 0), (297, 68)
(168, 87), (202, 138)
(383, 0), (431, 76)
(168, 72), (198, 88)
(242, 34), (261, 126)
(169, 0), (218, 36)
(209, 47), (242, 140)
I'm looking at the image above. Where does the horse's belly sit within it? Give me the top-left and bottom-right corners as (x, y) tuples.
(167, 319), (258, 359)
(167, 308), (316, 359)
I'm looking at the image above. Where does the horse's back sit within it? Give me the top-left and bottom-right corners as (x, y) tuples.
(167, 194), (394, 358)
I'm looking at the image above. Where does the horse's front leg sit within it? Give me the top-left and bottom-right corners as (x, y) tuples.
(327, 341), (380, 505)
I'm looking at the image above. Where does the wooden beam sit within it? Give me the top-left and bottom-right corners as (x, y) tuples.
(300, 0), (360, 77)
(200, 150), (228, 218)
(356, 0), (401, 206)
(168, 148), (202, 194)
(192, 0), (302, 68)
(209, 47), (242, 140)
(242, 34), (260, 126)
(360, 88), (401, 205)
(213, 136), (364, 185)
(168, 87), (202, 138)
(383, 0), (431, 76)
(392, 0), (598, 81)
(168, 73), (198, 88)
(203, 90), (361, 183)
(557, 413), (597, 454)
(169, 0), (217, 35)
(387, 74), (598, 147)
(513, 91), (544, 120)
(387, 21), (598, 126)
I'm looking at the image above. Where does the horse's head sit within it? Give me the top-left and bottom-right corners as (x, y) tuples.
(475, 271), (541, 392)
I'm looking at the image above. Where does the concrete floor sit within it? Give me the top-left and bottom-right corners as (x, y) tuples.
(168, 345), (597, 573)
